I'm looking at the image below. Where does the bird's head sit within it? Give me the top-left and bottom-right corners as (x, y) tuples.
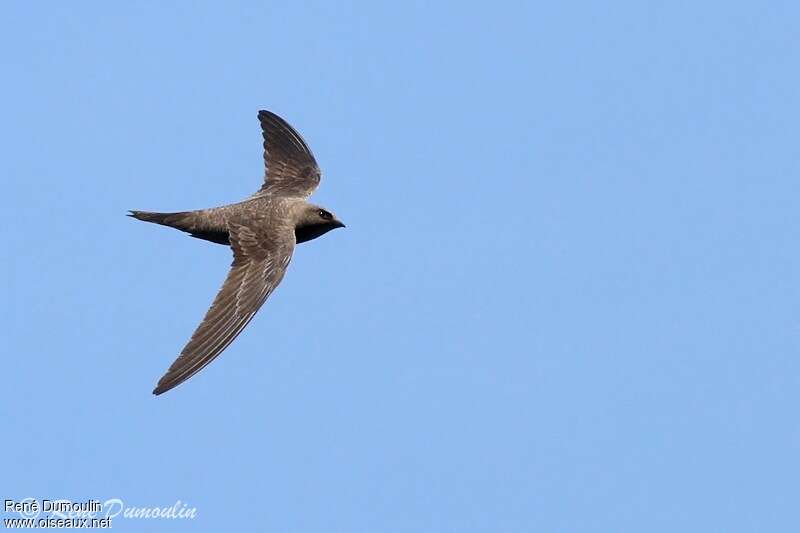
(294, 203), (345, 244)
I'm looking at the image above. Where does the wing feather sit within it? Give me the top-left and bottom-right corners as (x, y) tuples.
(256, 110), (320, 198)
(152, 223), (294, 395)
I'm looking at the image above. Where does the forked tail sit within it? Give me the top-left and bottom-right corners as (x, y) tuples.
(128, 210), (230, 245)
(128, 210), (194, 229)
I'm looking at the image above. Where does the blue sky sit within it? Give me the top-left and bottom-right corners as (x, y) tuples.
(2, 1), (799, 531)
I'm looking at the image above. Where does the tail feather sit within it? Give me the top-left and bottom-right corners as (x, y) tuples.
(128, 210), (230, 245)
(128, 210), (188, 228)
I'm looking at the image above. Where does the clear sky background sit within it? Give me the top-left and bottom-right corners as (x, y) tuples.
(2, 1), (799, 531)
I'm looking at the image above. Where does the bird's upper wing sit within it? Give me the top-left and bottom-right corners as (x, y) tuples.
(256, 110), (321, 198)
(152, 222), (295, 395)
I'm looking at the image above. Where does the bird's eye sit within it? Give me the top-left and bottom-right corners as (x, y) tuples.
(318, 209), (333, 221)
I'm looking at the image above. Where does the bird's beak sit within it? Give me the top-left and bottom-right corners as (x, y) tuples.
(333, 220), (346, 229)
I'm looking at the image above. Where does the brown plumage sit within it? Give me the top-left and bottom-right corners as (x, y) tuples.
(130, 110), (345, 395)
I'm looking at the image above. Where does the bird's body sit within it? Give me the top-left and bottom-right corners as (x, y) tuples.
(130, 110), (344, 395)
(131, 195), (338, 246)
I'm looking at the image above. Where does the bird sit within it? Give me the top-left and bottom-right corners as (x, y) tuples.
(129, 110), (345, 395)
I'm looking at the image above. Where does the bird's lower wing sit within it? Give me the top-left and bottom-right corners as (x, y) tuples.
(153, 223), (294, 395)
